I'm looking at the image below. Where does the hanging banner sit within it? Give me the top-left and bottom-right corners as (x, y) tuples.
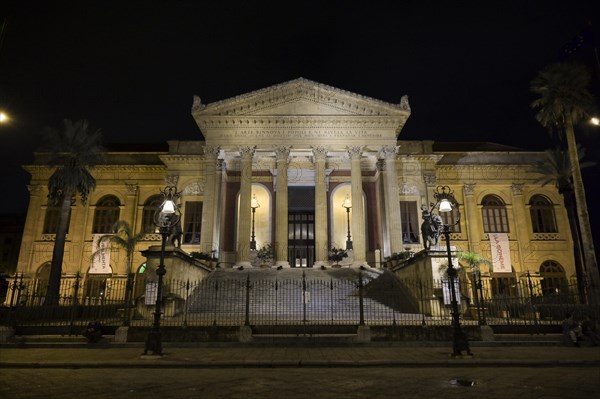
(145, 282), (158, 305)
(442, 279), (461, 305)
(489, 233), (512, 273)
(90, 234), (112, 274)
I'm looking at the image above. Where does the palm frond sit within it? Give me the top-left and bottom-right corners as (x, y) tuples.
(457, 251), (492, 273)
(45, 119), (105, 204)
(92, 220), (146, 262)
(530, 62), (596, 137)
(530, 145), (594, 192)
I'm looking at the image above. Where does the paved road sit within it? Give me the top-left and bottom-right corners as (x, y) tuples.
(1, 344), (598, 398)
(1, 366), (599, 399)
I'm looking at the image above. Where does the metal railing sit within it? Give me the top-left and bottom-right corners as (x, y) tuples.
(1, 271), (596, 331)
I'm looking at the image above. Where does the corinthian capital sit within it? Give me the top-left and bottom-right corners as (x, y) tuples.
(463, 183), (476, 195)
(511, 183), (524, 195)
(27, 185), (42, 196)
(238, 146), (256, 160)
(274, 145), (292, 161)
(311, 145), (329, 162)
(203, 145), (221, 160)
(166, 175), (179, 186)
(124, 183), (139, 195)
(346, 146), (364, 160)
(379, 145), (399, 160)
(422, 173), (436, 187)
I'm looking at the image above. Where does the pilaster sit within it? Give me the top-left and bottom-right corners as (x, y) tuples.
(463, 183), (481, 254)
(213, 159), (225, 259)
(380, 145), (403, 255)
(200, 146), (220, 256)
(510, 183), (527, 271)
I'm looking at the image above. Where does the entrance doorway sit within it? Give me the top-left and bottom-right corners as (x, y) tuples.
(288, 211), (315, 267)
(288, 187), (316, 267)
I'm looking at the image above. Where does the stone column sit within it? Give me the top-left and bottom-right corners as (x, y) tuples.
(274, 146), (291, 268)
(18, 185), (44, 274)
(463, 183), (481, 254)
(347, 146), (367, 266)
(236, 146), (255, 267)
(380, 146), (403, 255)
(213, 159), (225, 260)
(123, 183), (139, 275)
(200, 146), (220, 256)
(312, 146), (329, 267)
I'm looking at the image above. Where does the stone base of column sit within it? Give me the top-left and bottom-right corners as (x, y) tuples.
(313, 261), (328, 269)
(274, 261), (290, 268)
(351, 261), (370, 268)
(235, 261), (253, 269)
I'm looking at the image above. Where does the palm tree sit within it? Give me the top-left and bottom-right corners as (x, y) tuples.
(532, 147), (594, 302)
(44, 119), (105, 306)
(94, 220), (146, 326)
(530, 62), (599, 305)
(457, 252), (492, 294)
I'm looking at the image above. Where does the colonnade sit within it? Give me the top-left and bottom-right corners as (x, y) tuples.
(197, 144), (403, 268)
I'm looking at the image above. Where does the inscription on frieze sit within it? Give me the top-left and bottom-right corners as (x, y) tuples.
(221, 129), (380, 139)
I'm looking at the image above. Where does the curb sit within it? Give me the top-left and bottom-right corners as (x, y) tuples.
(2, 359), (599, 369)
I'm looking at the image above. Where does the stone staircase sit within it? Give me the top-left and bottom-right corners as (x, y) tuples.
(184, 267), (421, 327)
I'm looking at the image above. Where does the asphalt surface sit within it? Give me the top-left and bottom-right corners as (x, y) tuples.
(1, 344), (599, 398)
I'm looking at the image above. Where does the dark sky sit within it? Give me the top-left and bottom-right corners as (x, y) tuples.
(1, 1), (599, 236)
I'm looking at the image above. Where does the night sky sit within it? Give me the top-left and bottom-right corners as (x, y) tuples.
(1, 1), (599, 242)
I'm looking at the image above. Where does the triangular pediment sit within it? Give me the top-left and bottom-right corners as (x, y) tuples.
(192, 78), (410, 117)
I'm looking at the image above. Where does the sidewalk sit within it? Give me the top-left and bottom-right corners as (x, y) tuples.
(1, 344), (599, 368)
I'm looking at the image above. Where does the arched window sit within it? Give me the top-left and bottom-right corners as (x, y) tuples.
(92, 195), (121, 233)
(440, 205), (461, 233)
(84, 275), (109, 303)
(529, 195), (557, 233)
(491, 273), (518, 298)
(183, 201), (203, 244)
(43, 205), (71, 234)
(134, 262), (152, 301)
(33, 262), (51, 304)
(142, 195), (163, 233)
(539, 260), (568, 295)
(481, 195), (509, 233)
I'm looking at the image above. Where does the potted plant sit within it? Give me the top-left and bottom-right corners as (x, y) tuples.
(328, 247), (348, 268)
(256, 243), (274, 268)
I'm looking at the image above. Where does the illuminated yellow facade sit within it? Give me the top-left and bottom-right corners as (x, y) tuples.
(15, 79), (577, 296)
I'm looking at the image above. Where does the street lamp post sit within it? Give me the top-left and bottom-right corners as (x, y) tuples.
(342, 194), (353, 250)
(143, 186), (180, 357)
(433, 185), (472, 357)
(250, 194), (260, 251)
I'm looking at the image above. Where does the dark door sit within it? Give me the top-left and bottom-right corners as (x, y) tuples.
(288, 211), (315, 267)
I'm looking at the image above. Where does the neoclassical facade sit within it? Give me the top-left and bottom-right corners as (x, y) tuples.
(15, 79), (577, 296)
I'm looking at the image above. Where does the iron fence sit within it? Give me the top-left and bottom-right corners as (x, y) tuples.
(1, 270), (596, 332)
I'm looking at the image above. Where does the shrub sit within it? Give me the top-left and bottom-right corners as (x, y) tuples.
(328, 247), (348, 264)
(256, 243), (274, 264)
